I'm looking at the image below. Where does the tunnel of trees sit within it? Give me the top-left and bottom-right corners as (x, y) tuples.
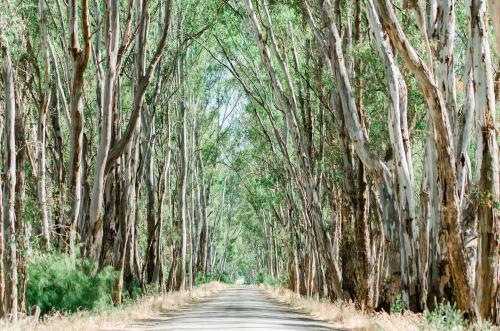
(0, 0), (498, 325)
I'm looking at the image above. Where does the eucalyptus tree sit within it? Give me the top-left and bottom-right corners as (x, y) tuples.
(37, 0), (51, 249)
(62, 0), (91, 254)
(470, 0), (499, 320)
(1, 28), (18, 321)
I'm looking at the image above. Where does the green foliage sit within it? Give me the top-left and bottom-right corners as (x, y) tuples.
(425, 302), (466, 331)
(27, 253), (115, 315)
(195, 271), (234, 286)
(122, 279), (146, 302)
(195, 272), (217, 286)
(218, 271), (235, 284)
(390, 293), (405, 314)
(254, 270), (281, 286)
(478, 321), (493, 331)
(424, 302), (493, 330)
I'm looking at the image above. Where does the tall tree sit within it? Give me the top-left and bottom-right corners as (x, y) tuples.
(1, 30), (18, 321)
(63, 0), (91, 254)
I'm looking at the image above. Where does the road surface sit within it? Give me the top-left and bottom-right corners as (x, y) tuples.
(123, 286), (339, 330)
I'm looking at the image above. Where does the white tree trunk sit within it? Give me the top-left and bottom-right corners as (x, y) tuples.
(434, 0), (458, 133)
(470, 0), (499, 322)
(88, 0), (120, 259)
(38, 0), (52, 250)
(375, 0), (479, 319)
(367, 0), (418, 308)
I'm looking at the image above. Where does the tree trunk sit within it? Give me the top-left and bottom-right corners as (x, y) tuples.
(176, 54), (188, 291)
(88, 0), (120, 259)
(374, 0), (479, 319)
(470, 0), (499, 323)
(14, 76), (29, 313)
(0, 67), (4, 320)
(63, 0), (91, 255)
(38, 0), (52, 249)
(1, 34), (18, 320)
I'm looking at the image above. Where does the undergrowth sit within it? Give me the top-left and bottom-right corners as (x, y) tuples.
(195, 270), (235, 286)
(425, 302), (493, 331)
(254, 270), (282, 286)
(27, 253), (115, 316)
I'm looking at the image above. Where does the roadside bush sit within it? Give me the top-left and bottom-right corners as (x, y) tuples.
(218, 271), (235, 284)
(425, 302), (466, 331)
(121, 278), (147, 302)
(194, 271), (235, 286)
(27, 253), (115, 315)
(390, 293), (405, 314)
(255, 270), (281, 286)
(195, 272), (216, 286)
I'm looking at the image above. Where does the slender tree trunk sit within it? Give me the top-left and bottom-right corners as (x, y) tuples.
(153, 107), (171, 286)
(88, 0), (120, 259)
(63, 0), (91, 255)
(176, 55), (188, 291)
(0, 71), (4, 320)
(14, 85), (27, 314)
(1, 34), (18, 320)
(366, 1), (419, 308)
(470, 0), (499, 323)
(112, 129), (139, 304)
(196, 156), (209, 276)
(38, 0), (52, 249)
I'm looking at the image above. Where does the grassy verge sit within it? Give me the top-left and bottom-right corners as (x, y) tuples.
(262, 285), (428, 330)
(3, 281), (226, 331)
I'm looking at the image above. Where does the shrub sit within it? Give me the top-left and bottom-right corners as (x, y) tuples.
(122, 278), (147, 302)
(27, 253), (115, 315)
(255, 270), (266, 284)
(425, 302), (466, 331)
(255, 270), (281, 286)
(195, 272), (217, 286)
(390, 293), (405, 314)
(195, 270), (235, 285)
(218, 271), (235, 284)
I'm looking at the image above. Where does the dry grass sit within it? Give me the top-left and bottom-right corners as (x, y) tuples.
(2, 281), (226, 331)
(262, 285), (429, 330)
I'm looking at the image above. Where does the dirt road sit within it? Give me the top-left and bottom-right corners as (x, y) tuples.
(121, 286), (338, 330)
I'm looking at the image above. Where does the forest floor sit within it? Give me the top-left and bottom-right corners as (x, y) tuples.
(4, 282), (226, 331)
